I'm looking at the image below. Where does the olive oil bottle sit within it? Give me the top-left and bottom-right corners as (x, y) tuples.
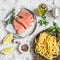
(34, 3), (48, 16)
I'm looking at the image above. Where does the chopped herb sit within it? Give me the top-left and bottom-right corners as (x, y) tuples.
(38, 15), (49, 26)
(38, 19), (43, 25)
(42, 15), (46, 19)
(44, 20), (49, 26)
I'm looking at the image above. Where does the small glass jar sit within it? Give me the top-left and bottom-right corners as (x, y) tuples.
(35, 3), (48, 16)
(52, 8), (60, 17)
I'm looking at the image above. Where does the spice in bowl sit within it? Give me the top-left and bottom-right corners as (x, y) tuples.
(19, 43), (29, 53)
(21, 44), (28, 52)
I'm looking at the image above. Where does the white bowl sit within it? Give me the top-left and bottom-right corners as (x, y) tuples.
(18, 43), (30, 54)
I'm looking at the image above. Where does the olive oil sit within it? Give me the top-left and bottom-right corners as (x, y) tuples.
(35, 3), (48, 16)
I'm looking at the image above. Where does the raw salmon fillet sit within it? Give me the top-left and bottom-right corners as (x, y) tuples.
(18, 9), (32, 19)
(16, 17), (31, 28)
(17, 9), (34, 23)
(13, 19), (25, 34)
(26, 17), (34, 23)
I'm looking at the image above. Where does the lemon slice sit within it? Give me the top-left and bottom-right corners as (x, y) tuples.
(3, 34), (13, 44)
(0, 47), (14, 54)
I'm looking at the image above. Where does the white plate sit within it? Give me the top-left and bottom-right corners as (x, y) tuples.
(5, 8), (37, 38)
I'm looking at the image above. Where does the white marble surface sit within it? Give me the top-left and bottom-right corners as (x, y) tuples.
(0, 0), (60, 60)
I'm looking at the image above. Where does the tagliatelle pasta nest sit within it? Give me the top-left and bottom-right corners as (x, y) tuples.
(35, 32), (60, 60)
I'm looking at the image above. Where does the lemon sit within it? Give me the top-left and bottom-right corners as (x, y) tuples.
(1, 47), (14, 54)
(3, 34), (13, 44)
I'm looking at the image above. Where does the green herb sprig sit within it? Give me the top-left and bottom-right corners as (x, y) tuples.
(38, 15), (49, 26)
(45, 22), (60, 38)
(5, 8), (15, 25)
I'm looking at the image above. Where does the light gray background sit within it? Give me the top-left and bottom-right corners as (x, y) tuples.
(0, 0), (60, 60)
